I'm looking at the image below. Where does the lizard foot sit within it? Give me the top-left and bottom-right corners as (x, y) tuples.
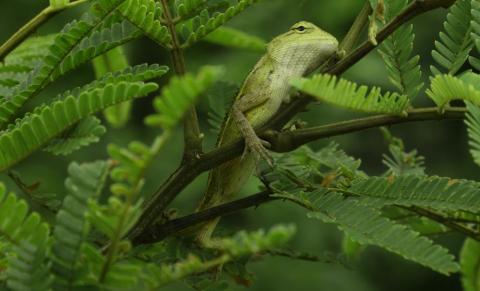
(241, 135), (274, 167)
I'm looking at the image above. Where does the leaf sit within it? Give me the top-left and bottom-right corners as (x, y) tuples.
(305, 190), (459, 275)
(180, 0), (260, 47)
(119, 0), (172, 47)
(291, 74), (410, 115)
(431, 0), (474, 75)
(93, 46), (133, 128)
(203, 26), (266, 52)
(469, 0), (480, 70)
(466, 101), (480, 167)
(51, 161), (110, 287)
(145, 65), (224, 129)
(379, 0), (423, 99)
(460, 238), (480, 291)
(0, 0), (130, 127)
(0, 183), (52, 291)
(43, 116), (107, 156)
(426, 73), (480, 109)
(380, 128), (425, 176)
(348, 175), (480, 213)
(205, 80), (238, 134)
(0, 80), (158, 172)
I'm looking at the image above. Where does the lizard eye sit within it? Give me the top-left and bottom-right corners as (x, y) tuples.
(296, 26), (306, 32)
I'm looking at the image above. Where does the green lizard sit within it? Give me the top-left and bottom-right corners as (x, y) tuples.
(196, 21), (339, 244)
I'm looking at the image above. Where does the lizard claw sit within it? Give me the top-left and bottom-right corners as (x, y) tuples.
(243, 135), (274, 168)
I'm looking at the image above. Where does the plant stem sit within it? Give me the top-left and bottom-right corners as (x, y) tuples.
(0, 0), (89, 61)
(263, 107), (466, 152)
(159, 0), (203, 162)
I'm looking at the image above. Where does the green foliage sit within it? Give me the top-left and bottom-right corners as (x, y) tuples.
(469, 0), (480, 70)
(379, 0), (423, 99)
(0, 183), (51, 291)
(466, 101), (480, 167)
(431, 0), (474, 75)
(426, 73), (480, 109)
(0, 80), (158, 172)
(119, 0), (172, 47)
(179, 0), (260, 47)
(51, 161), (109, 288)
(206, 80), (238, 134)
(145, 65), (224, 129)
(347, 175), (480, 213)
(381, 128), (425, 176)
(460, 238), (480, 291)
(0, 0), (130, 127)
(50, 0), (70, 9)
(44, 116), (106, 155)
(93, 46), (133, 128)
(174, 0), (208, 19)
(291, 74), (410, 115)
(51, 20), (141, 80)
(275, 188), (458, 275)
(203, 26), (266, 52)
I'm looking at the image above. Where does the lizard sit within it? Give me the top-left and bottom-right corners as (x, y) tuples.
(195, 21), (339, 245)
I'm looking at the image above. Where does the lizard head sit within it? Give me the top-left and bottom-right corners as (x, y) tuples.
(268, 21), (339, 74)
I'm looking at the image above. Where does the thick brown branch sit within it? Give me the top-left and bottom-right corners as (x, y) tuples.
(135, 190), (273, 244)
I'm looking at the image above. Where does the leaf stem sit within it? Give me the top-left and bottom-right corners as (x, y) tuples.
(159, 0), (203, 162)
(0, 0), (89, 61)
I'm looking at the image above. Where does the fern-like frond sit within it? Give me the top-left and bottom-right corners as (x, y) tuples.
(291, 74), (410, 115)
(44, 116), (106, 155)
(142, 225), (295, 288)
(0, 0), (129, 128)
(460, 238), (480, 291)
(379, 0), (423, 99)
(206, 80), (237, 134)
(93, 46), (132, 128)
(426, 73), (480, 109)
(51, 161), (109, 287)
(465, 101), (480, 166)
(346, 175), (480, 213)
(0, 81), (158, 172)
(119, 0), (172, 47)
(145, 65), (223, 129)
(4, 35), (56, 68)
(431, 0), (474, 75)
(469, 0), (480, 70)
(174, 0), (208, 20)
(292, 190), (459, 275)
(180, 0), (260, 48)
(203, 26), (266, 52)
(51, 20), (141, 79)
(381, 128), (425, 176)
(0, 183), (52, 290)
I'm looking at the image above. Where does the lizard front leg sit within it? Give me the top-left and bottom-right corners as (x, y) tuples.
(231, 94), (273, 166)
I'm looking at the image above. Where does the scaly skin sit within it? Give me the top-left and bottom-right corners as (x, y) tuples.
(196, 21), (339, 244)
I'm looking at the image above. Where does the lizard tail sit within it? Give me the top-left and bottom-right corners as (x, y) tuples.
(195, 155), (256, 245)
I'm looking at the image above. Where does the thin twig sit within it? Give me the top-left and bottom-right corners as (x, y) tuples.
(0, 0), (89, 61)
(159, 0), (204, 162)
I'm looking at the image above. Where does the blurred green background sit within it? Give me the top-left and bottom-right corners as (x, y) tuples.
(0, 0), (474, 290)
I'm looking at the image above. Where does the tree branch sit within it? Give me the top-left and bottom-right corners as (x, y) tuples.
(159, 0), (204, 162)
(264, 107), (466, 152)
(135, 190), (273, 244)
(0, 0), (89, 61)
(130, 0), (458, 243)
